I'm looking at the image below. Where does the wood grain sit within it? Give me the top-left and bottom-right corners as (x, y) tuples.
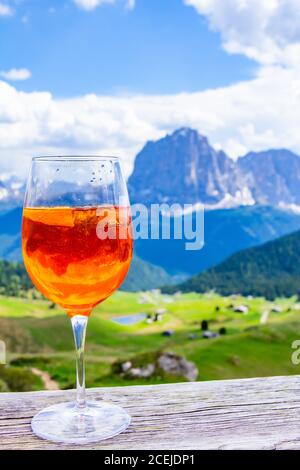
(1, 375), (300, 449)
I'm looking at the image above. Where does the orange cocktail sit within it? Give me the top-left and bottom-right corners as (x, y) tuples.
(22, 206), (132, 316)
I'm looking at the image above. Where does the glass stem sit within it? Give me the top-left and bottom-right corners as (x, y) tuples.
(71, 315), (88, 410)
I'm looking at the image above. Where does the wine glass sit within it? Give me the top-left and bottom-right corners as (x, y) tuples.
(22, 156), (133, 444)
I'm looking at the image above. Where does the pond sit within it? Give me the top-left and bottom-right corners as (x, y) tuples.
(112, 313), (147, 326)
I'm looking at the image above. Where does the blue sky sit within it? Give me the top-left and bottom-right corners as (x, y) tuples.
(0, 0), (299, 177)
(0, 0), (256, 96)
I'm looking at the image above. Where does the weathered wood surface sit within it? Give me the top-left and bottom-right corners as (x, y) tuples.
(1, 375), (300, 450)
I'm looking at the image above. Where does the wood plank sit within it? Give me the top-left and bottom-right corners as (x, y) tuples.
(1, 375), (300, 449)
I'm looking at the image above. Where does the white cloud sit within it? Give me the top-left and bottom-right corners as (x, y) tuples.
(0, 63), (299, 178)
(0, 0), (298, 180)
(184, 0), (300, 67)
(0, 68), (32, 81)
(0, 2), (14, 16)
(73, 0), (113, 10)
(73, 0), (133, 11)
(126, 0), (135, 9)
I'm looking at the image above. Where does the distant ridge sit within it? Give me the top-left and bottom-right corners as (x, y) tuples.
(164, 228), (300, 299)
(134, 205), (300, 275)
(128, 128), (300, 210)
(0, 254), (174, 295)
(121, 256), (174, 291)
(1, 128), (300, 211)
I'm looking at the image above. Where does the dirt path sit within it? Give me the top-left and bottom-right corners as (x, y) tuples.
(31, 367), (59, 391)
(260, 310), (269, 325)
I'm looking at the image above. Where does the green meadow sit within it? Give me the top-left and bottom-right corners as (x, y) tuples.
(1, 291), (300, 392)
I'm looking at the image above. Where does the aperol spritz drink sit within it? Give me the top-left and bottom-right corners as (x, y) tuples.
(22, 156), (133, 444)
(23, 206), (132, 316)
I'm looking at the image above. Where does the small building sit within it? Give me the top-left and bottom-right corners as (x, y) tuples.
(202, 331), (218, 339)
(162, 330), (174, 337)
(233, 305), (249, 314)
(271, 306), (282, 313)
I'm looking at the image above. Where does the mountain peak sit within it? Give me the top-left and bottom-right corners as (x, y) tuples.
(128, 129), (300, 209)
(241, 148), (300, 161)
(170, 127), (208, 143)
(128, 127), (234, 205)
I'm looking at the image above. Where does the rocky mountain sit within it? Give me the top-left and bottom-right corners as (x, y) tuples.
(128, 128), (300, 209)
(164, 228), (300, 299)
(236, 149), (300, 208)
(2, 128), (300, 211)
(128, 128), (239, 206)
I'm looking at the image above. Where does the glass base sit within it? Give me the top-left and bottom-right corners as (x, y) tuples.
(31, 401), (131, 444)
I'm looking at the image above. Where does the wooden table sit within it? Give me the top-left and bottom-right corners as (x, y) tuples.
(1, 375), (300, 449)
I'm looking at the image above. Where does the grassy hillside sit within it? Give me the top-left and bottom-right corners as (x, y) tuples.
(121, 256), (173, 291)
(165, 229), (300, 299)
(1, 292), (300, 391)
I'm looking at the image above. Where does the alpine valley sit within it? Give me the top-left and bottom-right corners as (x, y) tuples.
(1, 128), (300, 290)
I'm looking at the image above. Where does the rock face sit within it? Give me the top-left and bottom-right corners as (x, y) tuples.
(118, 351), (198, 382)
(128, 128), (300, 209)
(157, 352), (198, 381)
(237, 149), (300, 207)
(128, 128), (238, 206)
(127, 364), (155, 379)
